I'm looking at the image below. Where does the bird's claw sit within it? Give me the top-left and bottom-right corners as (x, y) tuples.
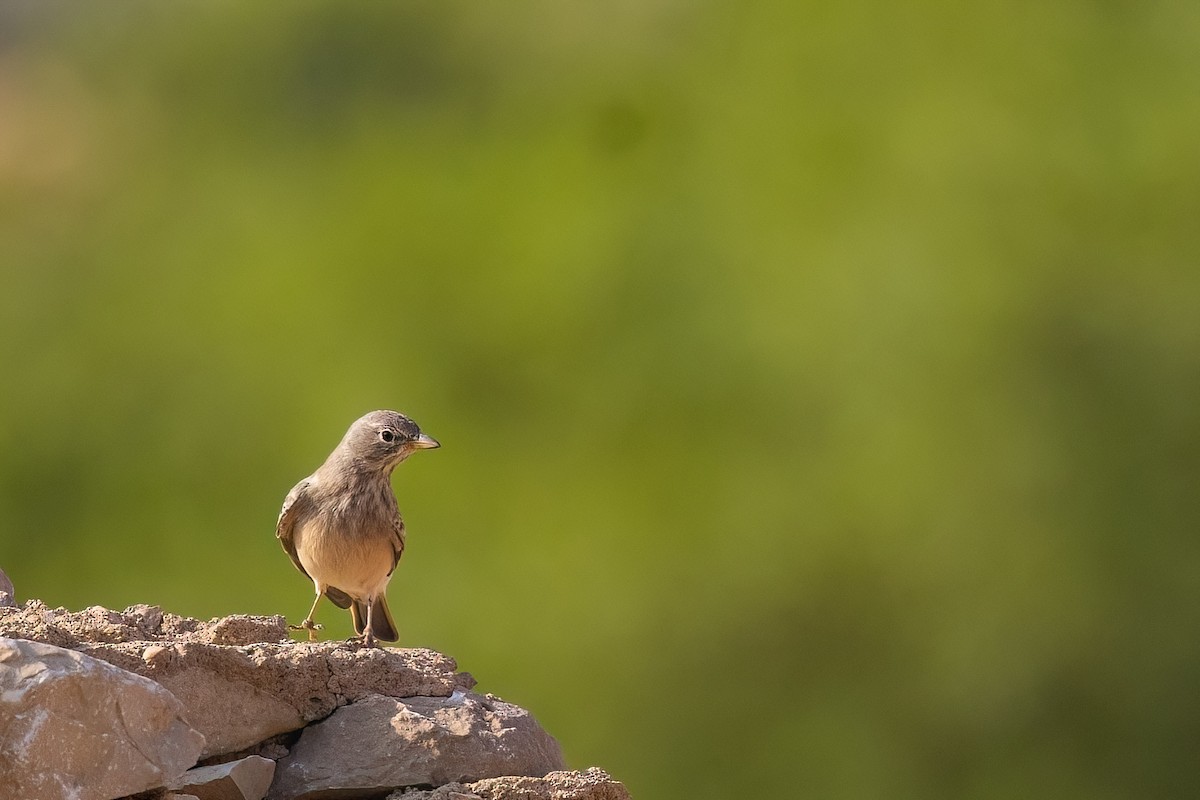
(288, 620), (323, 642)
(343, 634), (378, 649)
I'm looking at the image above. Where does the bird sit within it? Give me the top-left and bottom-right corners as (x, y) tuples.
(276, 410), (439, 647)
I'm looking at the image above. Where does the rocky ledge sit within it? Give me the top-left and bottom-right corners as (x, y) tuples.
(0, 601), (629, 800)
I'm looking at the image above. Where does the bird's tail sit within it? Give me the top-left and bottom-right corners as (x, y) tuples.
(351, 595), (399, 642)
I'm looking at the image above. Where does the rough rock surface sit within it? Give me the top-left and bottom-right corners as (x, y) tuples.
(0, 601), (474, 757)
(469, 768), (631, 800)
(0, 636), (205, 800)
(268, 691), (567, 799)
(128, 642), (469, 757)
(0, 599), (630, 800)
(0, 601), (289, 648)
(168, 755), (276, 800)
(388, 768), (631, 800)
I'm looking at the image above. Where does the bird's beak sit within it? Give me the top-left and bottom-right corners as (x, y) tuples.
(413, 433), (440, 450)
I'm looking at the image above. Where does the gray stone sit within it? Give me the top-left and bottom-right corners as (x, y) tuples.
(0, 636), (205, 800)
(269, 691), (567, 799)
(168, 755), (276, 800)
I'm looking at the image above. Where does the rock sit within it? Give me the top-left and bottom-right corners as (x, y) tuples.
(0, 601), (623, 799)
(146, 650), (308, 760)
(189, 615), (293, 646)
(0, 601), (473, 758)
(468, 768), (632, 800)
(0, 636), (205, 800)
(0, 566), (14, 607)
(0, 600), (290, 649)
(269, 691), (567, 799)
(387, 769), (631, 800)
(114, 642), (473, 758)
(168, 755), (276, 800)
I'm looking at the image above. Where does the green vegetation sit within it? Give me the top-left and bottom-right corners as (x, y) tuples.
(1, 3), (1197, 798)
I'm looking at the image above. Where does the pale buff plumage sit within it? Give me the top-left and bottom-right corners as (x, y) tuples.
(276, 410), (439, 646)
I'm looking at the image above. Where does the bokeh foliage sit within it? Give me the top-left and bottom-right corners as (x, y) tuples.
(2, 2), (1198, 798)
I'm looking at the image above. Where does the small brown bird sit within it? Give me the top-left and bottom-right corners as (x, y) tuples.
(276, 410), (439, 646)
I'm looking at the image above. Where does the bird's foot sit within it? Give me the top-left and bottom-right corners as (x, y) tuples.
(288, 619), (323, 642)
(343, 633), (379, 649)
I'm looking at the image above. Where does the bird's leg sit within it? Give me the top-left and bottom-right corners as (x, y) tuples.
(288, 589), (325, 642)
(362, 597), (378, 648)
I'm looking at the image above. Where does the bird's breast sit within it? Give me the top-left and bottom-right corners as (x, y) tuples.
(292, 513), (396, 600)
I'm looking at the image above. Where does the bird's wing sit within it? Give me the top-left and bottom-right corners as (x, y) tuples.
(388, 513), (406, 576)
(324, 585), (353, 609)
(276, 478), (313, 580)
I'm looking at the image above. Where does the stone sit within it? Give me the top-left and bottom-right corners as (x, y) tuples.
(468, 768), (632, 800)
(269, 691), (567, 799)
(168, 755), (276, 800)
(0, 636), (205, 800)
(0, 601), (627, 799)
(0, 566), (14, 607)
(0, 600), (291, 649)
(0, 601), (474, 758)
(115, 642), (473, 758)
(387, 769), (631, 800)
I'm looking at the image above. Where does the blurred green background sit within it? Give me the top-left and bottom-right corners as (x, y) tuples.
(2, 2), (1198, 798)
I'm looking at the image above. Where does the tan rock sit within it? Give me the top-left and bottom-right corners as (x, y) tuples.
(0, 601), (474, 759)
(153, 660), (306, 759)
(468, 768), (632, 800)
(0, 600), (291, 649)
(110, 641), (472, 757)
(387, 769), (631, 800)
(0, 636), (205, 800)
(269, 692), (567, 799)
(168, 755), (276, 800)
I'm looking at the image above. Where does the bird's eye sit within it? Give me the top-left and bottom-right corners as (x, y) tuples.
(380, 429), (395, 443)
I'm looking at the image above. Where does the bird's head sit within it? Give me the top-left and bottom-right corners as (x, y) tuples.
(340, 409), (439, 471)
